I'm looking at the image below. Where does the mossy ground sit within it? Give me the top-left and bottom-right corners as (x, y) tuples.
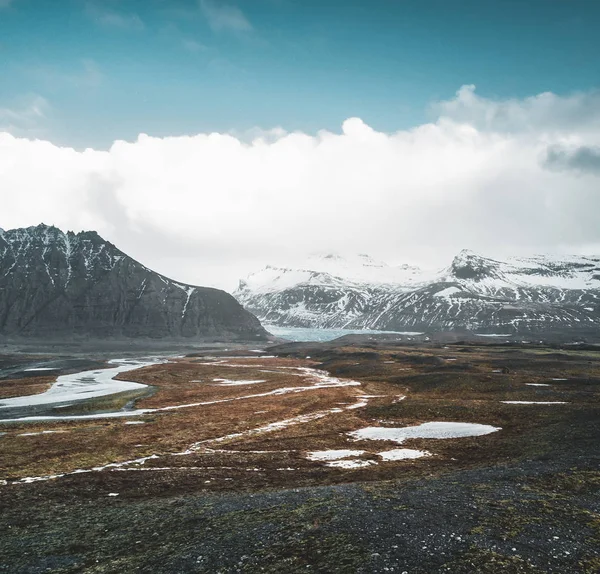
(1, 341), (599, 572)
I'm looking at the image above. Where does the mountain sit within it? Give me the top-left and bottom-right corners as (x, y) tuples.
(235, 251), (600, 337)
(0, 224), (268, 341)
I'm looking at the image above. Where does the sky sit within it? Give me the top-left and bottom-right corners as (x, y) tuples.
(1, 0), (600, 291)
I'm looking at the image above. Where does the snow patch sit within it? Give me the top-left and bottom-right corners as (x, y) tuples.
(502, 401), (568, 405)
(325, 460), (376, 469)
(23, 367), (57, 372)
(306, 449), (365, 461)
(379, 448), (430, 461)
(349, 422), (500, 444)
(212, 378), (267, 386)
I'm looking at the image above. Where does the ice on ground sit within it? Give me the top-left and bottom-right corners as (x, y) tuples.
(348, 422), (500, 444)
(346, 399), (369, 409)
(124, 421), (145, 425)
(551, 378), (568, 381)
(23, 367), (57, 372)
(526, 383), (551, 387)
(306, 449), (365, 461)
(212, 378), (267, 386)
(502, 401), (568, 405)
(379, 449), (430, 461)
(477, 333), (513, 337)
(18, 430), (67, 436)
(107, 493), (119, 497)
(0, 366), (362, 423)
(0, 359), (158, 409)
(326, 460), (376, 469)
(0, 410), (154, 423)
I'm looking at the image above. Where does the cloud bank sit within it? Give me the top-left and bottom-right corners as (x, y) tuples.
(1, 86), (600, 291)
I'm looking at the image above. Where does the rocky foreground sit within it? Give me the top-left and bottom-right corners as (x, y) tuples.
(0, 338), (599, 572)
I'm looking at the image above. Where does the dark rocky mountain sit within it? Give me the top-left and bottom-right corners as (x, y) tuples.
(235, 251), (600, 338)
(0, 224), (268, 341)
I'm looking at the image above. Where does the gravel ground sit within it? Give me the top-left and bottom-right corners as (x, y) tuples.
(1, 452), (598, 573)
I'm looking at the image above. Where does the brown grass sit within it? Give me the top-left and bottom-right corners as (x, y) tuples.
(1, 346), (599, 495)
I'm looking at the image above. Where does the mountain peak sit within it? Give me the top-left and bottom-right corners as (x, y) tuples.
(450, 250), (497, 280)
(0, 224), (267, 341)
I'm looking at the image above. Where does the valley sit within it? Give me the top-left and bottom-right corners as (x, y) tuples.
(1, 338), (599, 572)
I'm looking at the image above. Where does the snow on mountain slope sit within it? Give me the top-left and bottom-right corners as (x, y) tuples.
(0, 224), (268, 341)
(445, 250), (600, 290)
(235, 251), (600, 336)
(240, 253), (434, 294)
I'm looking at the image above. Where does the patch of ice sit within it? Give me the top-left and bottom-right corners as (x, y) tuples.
(551, 378), (568, 381)
(346, 399), (369, 409)
(306, 449), (365, 461)
(379, 449), (430, 461)
(107, 493), (119, 497)
(124, 421), (145, 425)
(525, 383), (550, 387)
(212, 378), (267, 386)
(23, 367), (57, 372)
(502, 401), (568, 405)
(0, 411), (154, 423)
(477, 333), (513, 338)
(348, 422), (500, 444)
(18, 430), (67, 436)
(326, 460), (376, 469)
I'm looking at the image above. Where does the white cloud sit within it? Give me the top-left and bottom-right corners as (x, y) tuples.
(0, 94), (49, 135)
(433, 84), (600, 133)
(86, 2), (144, 30)
(199, 0), (252, 33)
(1, 85), (600, 291)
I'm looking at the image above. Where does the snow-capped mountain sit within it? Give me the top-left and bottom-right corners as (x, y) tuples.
(0, 224), (267, 340)
(235, 251), (600, 336)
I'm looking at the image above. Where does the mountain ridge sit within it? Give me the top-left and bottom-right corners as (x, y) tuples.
(235, 251), (600, 336)
(0, 224), (268, 341)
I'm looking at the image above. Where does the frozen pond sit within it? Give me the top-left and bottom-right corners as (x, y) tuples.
(348, 422), (500, 444)
(0, 359), (158, 411)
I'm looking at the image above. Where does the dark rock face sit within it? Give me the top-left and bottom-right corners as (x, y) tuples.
(0, 224), (268, 341)
(235, 251), (600, 338)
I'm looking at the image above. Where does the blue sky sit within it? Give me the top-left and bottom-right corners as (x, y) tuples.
(1, 0), (599, 148)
